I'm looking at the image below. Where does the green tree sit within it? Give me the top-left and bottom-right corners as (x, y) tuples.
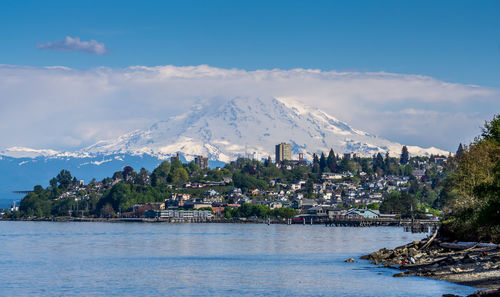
(273, 207), (298, 219)
(400, 146), (409, 165)
(481, 114), (500, 145)
(319, 152), (327, 173)
(151, 161), (171, 186)
(56, 170), (72, 190)
(441, 114), (500, 241)
(456, 143), (465, 159)
(170, 159), (183, 171)
(327, 149), (337, 172)
(171, 167), (189, 186)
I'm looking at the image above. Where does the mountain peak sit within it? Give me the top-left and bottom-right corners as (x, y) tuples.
(80, 97), (449, 161)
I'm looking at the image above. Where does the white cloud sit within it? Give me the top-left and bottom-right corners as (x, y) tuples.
(0, 64), (498, 152)
(36, 36), (109, 55)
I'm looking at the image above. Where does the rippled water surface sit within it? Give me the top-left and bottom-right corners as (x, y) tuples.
(0, 222), (476, 296)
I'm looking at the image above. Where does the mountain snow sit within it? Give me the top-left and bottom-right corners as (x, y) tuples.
(80, 97), (449, 162)
(0, 146), (90, 159)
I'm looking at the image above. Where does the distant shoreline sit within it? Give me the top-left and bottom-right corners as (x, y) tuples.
(0, 217), (280, 224)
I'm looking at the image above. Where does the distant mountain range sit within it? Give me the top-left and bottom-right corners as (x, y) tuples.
(0, 97), (448, 208)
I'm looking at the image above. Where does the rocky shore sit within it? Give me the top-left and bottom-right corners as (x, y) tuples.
(360, 232), (500, 296)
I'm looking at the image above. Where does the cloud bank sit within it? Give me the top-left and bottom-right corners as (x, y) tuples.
(0, 64), (498, 152)
(36, 36), (109, 55)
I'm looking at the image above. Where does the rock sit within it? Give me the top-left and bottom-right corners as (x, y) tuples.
(408, 247), (418, 257)
(444, 256), (456, 265)
(462, 254), (475, 264)
(414, 253), (425, 259)
(481, 262), (493, 270)
(393, 272), (407, 277)
(468, 288), (500, 297)
(360, 254), (370, 260)
(345, 258), (355, 263)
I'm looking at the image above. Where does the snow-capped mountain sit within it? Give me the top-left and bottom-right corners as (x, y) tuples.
(0, 96), (449, 208)
(82, 97), (449, 162)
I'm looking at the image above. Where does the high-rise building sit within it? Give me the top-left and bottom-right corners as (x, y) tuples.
(275, 142), (292, 163)
(195, 155), (209, 170)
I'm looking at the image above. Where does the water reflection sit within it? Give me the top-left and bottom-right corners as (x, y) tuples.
(0, 222), (476, 296)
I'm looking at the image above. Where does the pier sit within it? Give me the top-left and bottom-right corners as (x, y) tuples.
(292, 215), (438, 232)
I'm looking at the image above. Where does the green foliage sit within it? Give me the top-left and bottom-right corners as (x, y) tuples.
(233, 172), (267, 191)
(380, 191), (420, 218)
(151, 161), (171, 186)
(170, 159), (183, 171)
(327, 149), (337, 172)
(273, 207), (299, 219)
(481, 114), (500, 145)
(224, 204), (298, 219)
(56, 169), (72, 190)
(171, 167), (189, 186)
(441, 115), (500, 242)
(400, 146), (409, 165)
(319, 152), (327, 172)
(366, 203), (380, 210)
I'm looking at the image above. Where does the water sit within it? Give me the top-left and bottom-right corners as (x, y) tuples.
(0, 222), (476, 296)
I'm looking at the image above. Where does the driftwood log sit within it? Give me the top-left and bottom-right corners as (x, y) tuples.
(420, 229), (438, 250)
(440, 242), (498, 250)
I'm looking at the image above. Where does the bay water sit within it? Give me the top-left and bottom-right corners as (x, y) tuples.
(0, 222), (476, 296)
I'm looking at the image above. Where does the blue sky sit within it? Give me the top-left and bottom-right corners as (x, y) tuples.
(0, 1), (499, 153)
(1, 0), (499, 87)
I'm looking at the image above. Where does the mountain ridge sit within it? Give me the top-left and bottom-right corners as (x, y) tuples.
(1, 97), (450, 161)
(78, 97), (449, 161)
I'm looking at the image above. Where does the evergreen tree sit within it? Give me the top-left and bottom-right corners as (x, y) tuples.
(312, 153), (319, 164)
(456, 143), (465, 159)
(400, 145), (409, 165)
(319, 152), (327, 173)
(384, 152), (390, 172)
(312, 154), (320, 174)
(327, 149), (337, 172)
(56, 170), (72, 190)
(372, 153), (385, 175)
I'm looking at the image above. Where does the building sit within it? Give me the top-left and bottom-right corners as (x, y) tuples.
(171, 152), (180, 162)
(275, 142), (292, 163)
(195, 155), (209, 170)
(145, 209), (213, 220)
(343, 208), (380, 219)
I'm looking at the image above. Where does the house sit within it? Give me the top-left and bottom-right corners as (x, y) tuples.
(268, 201), (283, 209)
(307, 206), (327, 216)
(326, 207), (345, 218)
(343, 208), (380, 219)
(250, 189), (260, 196)
(292, 199), (316, 210)
(413, 169), (426, 179)
(322, 172), (343, 180)
(193, 203), (212, 210)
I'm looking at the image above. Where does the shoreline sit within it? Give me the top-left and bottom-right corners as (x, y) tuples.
(0, 217), (285, 224)
(360, 234), (500, 296)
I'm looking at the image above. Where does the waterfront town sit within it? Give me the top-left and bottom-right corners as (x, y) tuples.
(1, 142), (447, 224)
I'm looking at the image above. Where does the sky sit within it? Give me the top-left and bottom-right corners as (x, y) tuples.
(0, 0), (499, 153)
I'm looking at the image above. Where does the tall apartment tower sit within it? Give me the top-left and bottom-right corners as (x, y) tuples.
(195, 155), (209, 170)
(275, 142), (292, 163)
